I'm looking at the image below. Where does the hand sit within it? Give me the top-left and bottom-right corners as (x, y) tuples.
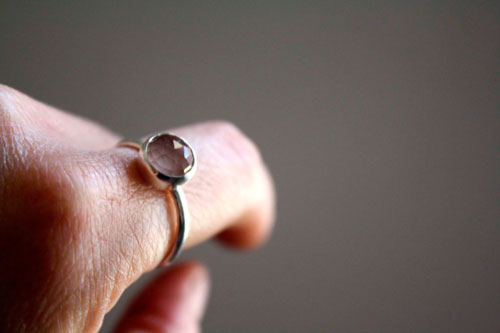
(0, 85), (275, 332)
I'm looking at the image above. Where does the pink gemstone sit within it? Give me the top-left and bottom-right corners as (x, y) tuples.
(146, 134), (194, 177)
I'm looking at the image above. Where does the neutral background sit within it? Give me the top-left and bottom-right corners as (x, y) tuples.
(1, 1), (499, 332)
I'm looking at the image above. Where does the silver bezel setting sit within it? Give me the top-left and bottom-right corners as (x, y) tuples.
(140, 132), (197, 188)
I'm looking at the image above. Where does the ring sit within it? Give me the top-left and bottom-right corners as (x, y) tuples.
(118, 132), (196, 264)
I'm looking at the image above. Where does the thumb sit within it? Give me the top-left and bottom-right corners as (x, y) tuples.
(114, 261), (210, 333)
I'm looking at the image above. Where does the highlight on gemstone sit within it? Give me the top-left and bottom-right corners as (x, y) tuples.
(146, 133), (194, 177)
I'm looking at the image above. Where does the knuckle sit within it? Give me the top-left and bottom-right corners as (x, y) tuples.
(0, 84), (32, 145)
(0, 84), (21, 120)
(0, 84), (47, 133)
(210, 120), (263, 166)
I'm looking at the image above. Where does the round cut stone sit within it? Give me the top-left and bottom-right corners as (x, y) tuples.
(146, 134), (194, 177)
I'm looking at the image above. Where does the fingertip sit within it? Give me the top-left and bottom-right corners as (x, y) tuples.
(215, 204), (275, 250)
(216, 227), (270, 250)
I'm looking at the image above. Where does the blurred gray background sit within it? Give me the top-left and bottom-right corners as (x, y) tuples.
(1, 1), (499, 332)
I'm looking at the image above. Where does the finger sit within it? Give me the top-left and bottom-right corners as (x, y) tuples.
(82, 121), (275, 278)
(2, 84), (275, 272)
(114, 262), (210, 333)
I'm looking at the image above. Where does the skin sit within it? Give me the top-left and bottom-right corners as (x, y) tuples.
(0, 84), (275, 332)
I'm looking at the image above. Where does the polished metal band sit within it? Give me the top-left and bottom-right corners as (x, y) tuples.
(169, 185), (189, 263)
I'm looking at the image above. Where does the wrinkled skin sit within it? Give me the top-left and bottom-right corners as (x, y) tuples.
(0, 85), (275, 332)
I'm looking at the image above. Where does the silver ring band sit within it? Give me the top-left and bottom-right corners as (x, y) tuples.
(169, 185), (189, 263)
(118, 132), (196, 265)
